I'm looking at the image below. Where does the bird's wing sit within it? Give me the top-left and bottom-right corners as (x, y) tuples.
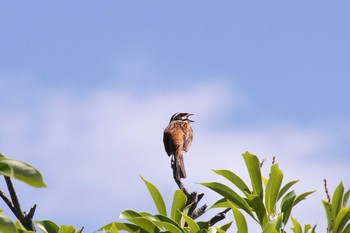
(182, 124), (193, 152)
(163, 131), (172, 156)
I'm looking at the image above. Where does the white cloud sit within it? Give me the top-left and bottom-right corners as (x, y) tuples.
(0, 78), (348, 232)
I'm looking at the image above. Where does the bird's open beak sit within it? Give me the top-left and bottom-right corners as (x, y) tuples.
(187, 114), (195, 122)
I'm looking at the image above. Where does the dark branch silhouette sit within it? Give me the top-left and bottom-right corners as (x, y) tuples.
(171, 159), (229, 225)
(0, 176), (37, 231)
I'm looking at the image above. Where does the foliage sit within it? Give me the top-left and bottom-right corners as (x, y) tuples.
(98, 176), (231, 233)
(201, 151), (316, 232)
(0, 150), (349, 232)
(0, 153), (46, 188)
(322, 182), (350, 233)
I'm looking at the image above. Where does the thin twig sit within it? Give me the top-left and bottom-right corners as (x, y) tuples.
(2, 176), (37, 231)
(260, 158), (266, 168)
(324, 179), (331, 203)
(0, 188), (15, 213)
(209, 208), (230, 226)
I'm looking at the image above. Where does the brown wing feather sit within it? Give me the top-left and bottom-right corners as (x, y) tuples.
(163, 131), (172, 156)
(182, 123), (193, 152)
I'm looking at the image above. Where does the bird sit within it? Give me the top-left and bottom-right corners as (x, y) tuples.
(163, 112), (194, 180)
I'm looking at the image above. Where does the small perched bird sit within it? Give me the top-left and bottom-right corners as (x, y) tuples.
(163, 112), (194, 180)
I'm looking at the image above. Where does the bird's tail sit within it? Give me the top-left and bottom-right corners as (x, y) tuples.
(175, 153), (186, 179)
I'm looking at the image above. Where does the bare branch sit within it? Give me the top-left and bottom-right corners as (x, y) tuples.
(209, 208), (230, 226)
(2, 176), (37, 231)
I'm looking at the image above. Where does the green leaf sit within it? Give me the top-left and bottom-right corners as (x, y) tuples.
(242, 151), (263, 199)
(294, 190), (316, 206)
(0, 153), (47, 188)
(334, 207), (350, 233)
(124, 217), (158, 232)
(262, 222), (278, 233)
(141, 176), (167, 216)
(153, 214), (183, 232)
(201, 182), (254, 218)
(213, 169), (251, 194)
(57, 225), (76, 233)
(0, 211), (17, 233)
(171, 190), (187, 223)
(218, 221), (232, 231)
(274, 213), (284, 231)
(278, 180), (299, 201)
(290, 216), (302, 233)
(180, 213), (200, 233)
(36, 220), (60, 233)
(151, 216), (184, 233)
(246, 193), (267, 227)
(110, 223), (120, 233)
(227, 201), (248, 233)
(211, 198), (229, 209)
(343, 222), (350, 233)
(343, 189), (350, 207)
(265, 163), (283, 216)
(98, 222), (148, 233)
(304, 224), (311, 233)
(280, 191), (296, 225)
(322, 199), (333, 232)
(120, 210), (143, 219)
(332, 182), (345, 220)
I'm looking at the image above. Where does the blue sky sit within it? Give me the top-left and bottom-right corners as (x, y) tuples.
(1, 1), (350, 232)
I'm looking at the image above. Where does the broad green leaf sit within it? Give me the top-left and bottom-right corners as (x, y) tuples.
(0, 162), (13, 177)
(196, 221), (210, 230)
(218, 221), (232, 231)
(265, 163), (283, 216)
(262, 222), (278, 233)
(153, 220), (184, 233)
(291, 216), (302, 233)
(209, 227), (226, 233)
(227, 201), (248, 233)
(180, 213), (200, 233)
(0, 153), (46, 188)
(242, 152), (263, 199)
(294, 190), (316, 206)
(201, 182), (254, 218)
(262, 176), (268, 187)
(141, 176), (167, 216)
(278, 180), (299, 201)
(110, 223), (120, 233)
(343, 222), (350, 233)
(57, 225), (76, 233)
(153, 214), (183, 232)
(171, 190), (187, 223)
(246, 193), (267, 227)
(120, 210), (143, 219)
(332, 182), (345, 220)
(343, 189), (350, 207)
(334, 207), (350, 233)
(124, 217), (158, 232)
(139, 212), (153, 217)
(304, 224), (311, 233)
(280, 191), (296, 225)
(0, 211), (17, 233)
(98, 222), (148, 233)
(36, 220), (59, 233)
(322, 199), (333, 232)
(274, 213), (284, 231)
(213, 169), (251, 194)
(211, 198), (230, 209)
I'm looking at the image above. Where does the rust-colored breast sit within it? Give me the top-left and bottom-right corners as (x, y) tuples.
(163, 121), (193, 156)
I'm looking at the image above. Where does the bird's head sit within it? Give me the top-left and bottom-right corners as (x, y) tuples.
(170, 112), (195, 123)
